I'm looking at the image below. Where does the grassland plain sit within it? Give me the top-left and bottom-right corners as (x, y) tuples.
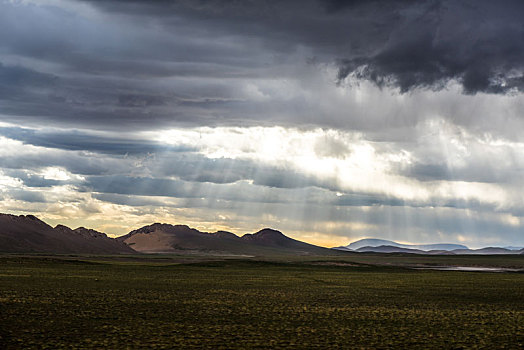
(0, 255), (523, 349)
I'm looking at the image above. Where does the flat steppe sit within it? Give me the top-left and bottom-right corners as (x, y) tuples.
(1, 253), (523, 349)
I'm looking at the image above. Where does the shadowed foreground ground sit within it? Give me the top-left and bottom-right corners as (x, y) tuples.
(0, 256), (523, 348)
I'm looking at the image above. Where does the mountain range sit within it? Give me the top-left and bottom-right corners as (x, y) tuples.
(334, 238), (524, 255)
(0, 213), (133, 254)
(0, 213), (339, 256)
(341, 238), (468, 251)
(0, 213), (522, 255)
(116, 222), (338, 256)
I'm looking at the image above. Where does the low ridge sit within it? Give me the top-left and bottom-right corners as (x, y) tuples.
(0, 213), (134, 254)
(337, 238), (522, 255)
(342, 238), (469, 252)
(119, 224), (339, 256)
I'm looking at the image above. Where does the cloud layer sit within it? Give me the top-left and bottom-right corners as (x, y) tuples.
(1, 0), (523, 247)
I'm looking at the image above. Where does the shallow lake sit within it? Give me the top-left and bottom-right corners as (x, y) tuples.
(414, 266), (523, 273)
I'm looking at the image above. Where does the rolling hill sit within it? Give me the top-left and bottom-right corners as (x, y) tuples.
(0, 213), (134, 254)
(0, 213), (340, 256)
(117, 224), (339, 256)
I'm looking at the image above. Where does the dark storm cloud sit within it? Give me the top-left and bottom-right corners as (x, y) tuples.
(0, 0), (524, 137)
(8, 190), (48, 203)
(80, 175), (303, 204)
(16, 174), (64, 188)
(401, 162), (522, 184)
(92, 193), (172, 208)
(82, 0), (524, 94)
(0, 63), (57, 92)
(0, 127), (196, 155)
(150, 154), (338, 189)
(83, 175), (370, 207)
(1, 0), (522, 132)
(0, 1), (276, 129)
(0, 61), (244, 130)
(0, 147), (133, 176)
(91, 192), (245, 211)
(333, 193), (506, 215)
(337, 0), (524, 94)
(334, 193), (406, 207)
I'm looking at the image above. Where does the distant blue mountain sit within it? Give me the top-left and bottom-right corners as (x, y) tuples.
(343, 238), (468, 252)
(503, 246), (524, 250)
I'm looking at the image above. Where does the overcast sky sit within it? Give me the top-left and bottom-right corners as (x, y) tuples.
(1, 0), (524, 247)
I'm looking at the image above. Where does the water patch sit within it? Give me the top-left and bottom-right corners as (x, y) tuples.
(414, 266), (523, 273)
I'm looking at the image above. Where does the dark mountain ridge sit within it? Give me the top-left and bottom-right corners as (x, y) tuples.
(0, 213), (338, 256)
(0, 213), (133, 254)
(118, 224), (338, 256)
